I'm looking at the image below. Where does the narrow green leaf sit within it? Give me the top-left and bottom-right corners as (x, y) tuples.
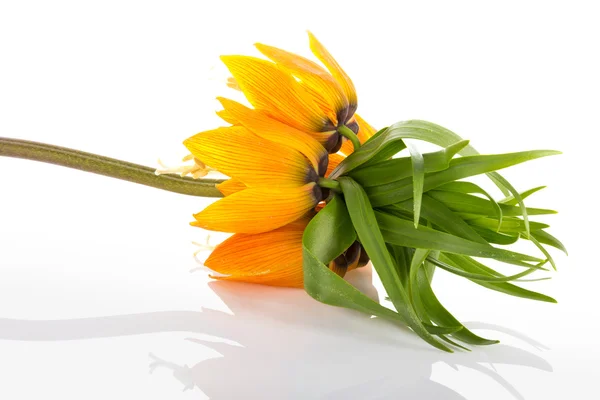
(350, 140), (469, 187)
(439, 253), (557, 303)
(375, 211), (543, 263)
(302, 196), (447, 339)
(417, 268), (499, 345)
(330, 121), (474, 178)
(468, 217), (549, 233)
(405, 140), (425, 228)
(338, 177), (451, 352)
(423, 323), (463, 335)
(390, 194), (487, 244)
(530, 230), (568, 255)
(426, 256), (541, 282)
(402, 247), (466, 340)
(366, 150), (560, 207)
(427, 190), (557, 218)
(408, 248), (430, 305)
(500, 186), (546, 205)
(488, 172), (531, 237)
(471, 226), (520, 245)
(523, 232), (557, 271)
(371, 119), (558, 197)
(436, 181), (503, 231)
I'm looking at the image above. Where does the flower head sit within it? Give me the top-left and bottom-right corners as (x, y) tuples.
(184, 33), (376, 287)
(220, 32), (360, 153)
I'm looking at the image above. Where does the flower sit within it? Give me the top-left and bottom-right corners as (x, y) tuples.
(220, 31), (359, 153)
(184, 33), (376, 287)
(184, 126), (323, 234)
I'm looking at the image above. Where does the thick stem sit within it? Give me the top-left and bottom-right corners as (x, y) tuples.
(337, 125), (361, 152)
(0, 137), (224, 197)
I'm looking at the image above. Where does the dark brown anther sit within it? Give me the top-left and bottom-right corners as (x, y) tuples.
(324, 132), (342, 153)
(305, 167), (319, 184)
(328, 133), (344, 153)
(336, 107), (349, 127)
(346, 120), (359, 134)
(329, 254), (349, 278)
(311, 183), (323, 203)
(357, 244), (370, 268)
(328, 241), (363, 278)
(345, 241), (361, 267)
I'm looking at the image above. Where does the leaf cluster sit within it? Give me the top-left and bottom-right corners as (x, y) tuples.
(303, 120), (564, 352)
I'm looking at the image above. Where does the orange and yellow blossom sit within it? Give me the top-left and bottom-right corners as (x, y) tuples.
(185, 33), (377, 287)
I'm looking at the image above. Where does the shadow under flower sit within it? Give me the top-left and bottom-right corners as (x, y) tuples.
(0, 267), (552, 399)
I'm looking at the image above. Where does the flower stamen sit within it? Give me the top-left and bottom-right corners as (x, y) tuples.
(155, 154), (211, 179)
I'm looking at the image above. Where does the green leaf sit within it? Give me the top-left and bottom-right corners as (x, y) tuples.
(523, 231), (557, 271)
(371, 119), (555, 197)
(427, 190), (557, 218)
(387, 244), (411, 289)
(408, 248), (431, 306)
(500, 186), (546, 205)
(439, 253), (557, 303)
(425, 256), (541, 282)
(330, 121), (473, 178)
(468, 217), (549, 233)
(350, 140), (469, 187)
(329, 128), (405, 178)
(389, 194), (487, 244)
(375, 211), (543, 263)
(383, 120), (560, 200)
(302, 197), (422, 331)
(405, 140), (425, 228)
(422, 322), (463, 335)
(530, 230), (568, 255)
(436, 181), (503, 231)
(471, 226), (520, 245)
(338, 177), (451, 352)
(416, 267), (499, 345)
(302, 195), (452, 351)
(365, 150), (560, 207)
(488, 172), (531, 237)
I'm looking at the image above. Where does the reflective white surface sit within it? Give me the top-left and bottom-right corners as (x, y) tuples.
(1, 1), (598, 399)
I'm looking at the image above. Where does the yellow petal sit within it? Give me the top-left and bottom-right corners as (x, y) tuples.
(192, 183), (320, 234)
(340, 113), (377, 156)
(217, 97), (329, 174)
(221, 55), (327, 132)
(308, 32), (357, 121)
(184, 126), (316, 188)
(216, 178), (247, 197)
(255, 43), (348, 127)
(204, 218), (308, 288)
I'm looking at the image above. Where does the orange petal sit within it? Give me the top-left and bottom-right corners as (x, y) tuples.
(220, 55), (327, 132)
(184, 126), (315, 188)
(192, 183), (320, 234)
(255, 43), (348, 127)
(217, 97), (329, 174)
(308, 32), (357, 119)
(340, 113), (377, 156)
(325, 153), (346, 177)
(204, 218), (309, 288)
(216, 178), (247, 197)
(354, 113), (377, 142)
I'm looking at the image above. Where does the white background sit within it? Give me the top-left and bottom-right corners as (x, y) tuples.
(0, 1), (598, 399)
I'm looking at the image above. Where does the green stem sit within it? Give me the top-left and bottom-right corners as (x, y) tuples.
(318, 177), (341, 192)
(337, 125), (361, 152)
(0, 137), (224, 197)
